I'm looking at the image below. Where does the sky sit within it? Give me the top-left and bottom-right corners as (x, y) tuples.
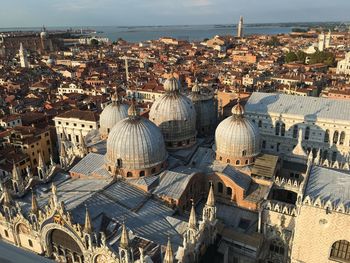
(0, 0), (349, 28)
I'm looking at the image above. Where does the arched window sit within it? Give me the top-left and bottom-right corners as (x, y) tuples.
(305, 126), (310, 140)
(151, 168), (156, 174)
(340, 132), (346, 145)
(332, 151), (337, 162)
(28, 239), (33, 247)
(117, 159), (122, 168)
(139, 171), (145, 177)
(217, 182), (223, 194)
(293, 125), (298, 138)
(281, 123), (285, 136)
(275, 122), (280, 136)
(330, 240), (350, 262)
(324, 129), (330, 143)
(226, 187), (232, 197)
(333, 131), (339, 144)
(227, 159), (230, 164)
(323, 150), (328, 160)
(236, 160), (240, 165)
(126, 172), (133, 177)
(258, 120), (262, 128)
(242, 150), (246, 157)
(219, 156), (222, 161)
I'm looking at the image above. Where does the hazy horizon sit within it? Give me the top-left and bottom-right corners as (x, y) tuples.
(1, 0), (350, 28)
(0, 21), (347, 30)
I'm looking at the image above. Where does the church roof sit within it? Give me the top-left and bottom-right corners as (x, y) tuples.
(305, 166), (350, 207)
(69, 153), (106, 177)
(246, 92), (350, 122)
(154, 168), (200, 200)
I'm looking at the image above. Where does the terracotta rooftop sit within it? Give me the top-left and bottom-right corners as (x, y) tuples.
(56, 109), (99, 122)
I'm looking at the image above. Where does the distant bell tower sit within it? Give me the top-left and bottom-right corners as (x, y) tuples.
(19, 42), (29, 68)
(325, 30), (332, 49)
(318, 32), (325, 51)
(237, 16), (244, 38)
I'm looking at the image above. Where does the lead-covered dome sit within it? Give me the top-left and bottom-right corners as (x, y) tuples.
(149, 77), (197, 149)
(100, 95), (128, 139)
(105, 103), (167, 178)
(215, 99), (260, 166)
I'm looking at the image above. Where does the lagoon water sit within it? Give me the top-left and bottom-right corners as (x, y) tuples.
(0, 24), (294, 42)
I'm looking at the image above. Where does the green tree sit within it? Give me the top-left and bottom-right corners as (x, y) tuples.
(296, 51), (307, 63)
(309, 51), (335, 66)
(285, 52), (298, 63)
(90, 38), (99, 46)
(265, 36), (281, 47)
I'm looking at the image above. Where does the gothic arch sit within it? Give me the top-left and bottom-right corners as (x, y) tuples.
(41, 223), (86, 259)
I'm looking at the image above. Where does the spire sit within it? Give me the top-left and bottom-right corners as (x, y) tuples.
(314, 149), (321, 165)
(120, 221), (130, 249)
(26, 165), (32, 178)
(79, 130), (88, 155)
(128, 99), (139, 119)
(61, 128), (68, 142)
(163, 237), (174, 263)
(52, 183), (57, 196)
(38, 152), (45, 169)
(84, 205), (93, 234)
(12, 161), (21, 182)
(60, 140), (67, 157)
(1, 184), (12, 206)
(50, 154), (55, 166)
(188, 201), (197, 230)
(206, 182), (215, 207)
(31, 189), (39, 215)
(292, 129), (307, 158)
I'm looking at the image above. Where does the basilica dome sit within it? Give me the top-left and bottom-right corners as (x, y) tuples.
(99, 96), (128, 139)
(149, 77), (197, 149)
(215, 99), (260, 166)
(105, 103), (167, 178)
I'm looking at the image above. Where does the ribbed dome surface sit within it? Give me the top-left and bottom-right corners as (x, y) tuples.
(100, 101), (128, 137)
(106, 117), (167, 170)
(149, 93), (197, 143)
(215, 105), (260, 160)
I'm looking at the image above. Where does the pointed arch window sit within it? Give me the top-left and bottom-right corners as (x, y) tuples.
(275, 122), (280, 136)
(333, 131), (339, 144)
(305, 126), (310, 140)
(293, 125), (298, 138)
(281, 123), (285, 136)
(340, 132), (346, 145)
(324, 129), (330, 143)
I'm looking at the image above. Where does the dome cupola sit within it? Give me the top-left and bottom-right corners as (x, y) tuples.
(99, 95), (128, 139)
(215, 99), (260, 166)
(106, 102), (167, 178)
(149, 76), (197, 149)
